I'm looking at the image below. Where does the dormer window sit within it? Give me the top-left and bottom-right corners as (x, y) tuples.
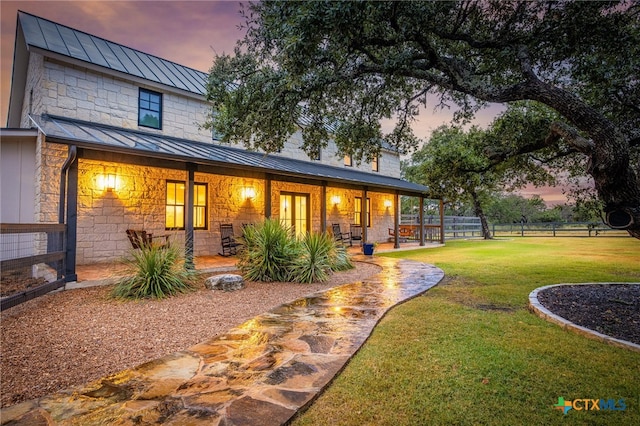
(372, 154), (379, 172)
(138, 88), (162, 129)
(344, 154), (352, 167)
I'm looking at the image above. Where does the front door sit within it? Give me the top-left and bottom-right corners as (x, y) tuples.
(280, 192), (309, 238)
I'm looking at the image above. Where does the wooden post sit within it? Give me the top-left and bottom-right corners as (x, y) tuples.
(185, 164), (195, 269)
(393, 191), (400, 249)
(320, 182), (327, 233)
(419, 196), (425, 246)
(362, 187), (368, 243)
(64, 153), (78, 282)
(264, 174), (272, 219)
(439, 199), (445, 244)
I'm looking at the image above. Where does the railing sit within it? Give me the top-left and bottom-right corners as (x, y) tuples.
(491, 222), (630, 237)
(400, 215), (482, 240)
(1, 223), (66, 311)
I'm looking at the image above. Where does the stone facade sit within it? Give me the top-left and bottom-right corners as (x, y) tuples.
(72, 158), (395, 264)
(10, 25), (406, 265)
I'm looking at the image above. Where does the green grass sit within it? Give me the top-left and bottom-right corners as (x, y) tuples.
(293, 238), (640, 425)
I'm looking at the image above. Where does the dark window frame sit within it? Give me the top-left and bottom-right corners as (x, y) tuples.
(165, 180), (208, 230)
(354, 196), (371, 228)
(138, 88), (162, 129)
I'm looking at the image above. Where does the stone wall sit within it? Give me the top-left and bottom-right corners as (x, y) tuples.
(74, 159), (396, 264)
(28, 56), (401, 176)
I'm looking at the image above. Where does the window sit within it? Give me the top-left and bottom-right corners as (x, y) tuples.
(139, 88), (162, 129)
(354, 197), (371, 227)
(372, 154), (379, 172)
(344, 154), (352, 167)
(165, 181), (207, 229)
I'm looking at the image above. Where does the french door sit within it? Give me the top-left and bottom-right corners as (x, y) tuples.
(280, 192), (309, 238)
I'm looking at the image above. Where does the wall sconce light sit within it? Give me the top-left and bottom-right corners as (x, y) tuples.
(241, 186), (256, 200)
(384, 199), (392, 208)
(331, 195), (341, 205)
(97, 173), (117, 191)
(105, 174), (116, 191)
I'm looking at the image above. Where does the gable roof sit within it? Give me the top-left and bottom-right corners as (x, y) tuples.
(17, 11), (208, 95)
(31, 114), (429, 196)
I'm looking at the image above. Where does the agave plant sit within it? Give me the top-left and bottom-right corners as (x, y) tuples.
(111, 242), (197, 300)
(238, 219), (300, 282)
(330, 244), (354, 272)
(289, 232), (335, 283)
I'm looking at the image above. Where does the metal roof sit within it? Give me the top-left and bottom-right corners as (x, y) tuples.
(31, 115), (429, 196)
(18, 11), (208, 95)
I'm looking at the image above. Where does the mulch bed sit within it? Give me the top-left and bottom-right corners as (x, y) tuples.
(537, 284), (640, 345)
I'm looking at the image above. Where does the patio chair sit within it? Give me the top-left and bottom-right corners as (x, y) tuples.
(126, 229), (169, 249)
(219, 223), (242, 256)
(332, 223), (351, 246)
(350, 224), (363, 246)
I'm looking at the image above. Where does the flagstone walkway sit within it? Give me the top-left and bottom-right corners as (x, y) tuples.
(1, 256), (444, 425)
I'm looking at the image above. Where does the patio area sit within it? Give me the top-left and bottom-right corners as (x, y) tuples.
(71, 241), (439, 286)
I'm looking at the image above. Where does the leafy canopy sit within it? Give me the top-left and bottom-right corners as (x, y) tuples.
(207, 1), (640, 235)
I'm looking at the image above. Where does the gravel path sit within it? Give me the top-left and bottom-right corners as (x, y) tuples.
(0, 262), (381, 408)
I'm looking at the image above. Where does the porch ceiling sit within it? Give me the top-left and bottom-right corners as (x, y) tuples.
(30, 114), (430, 197)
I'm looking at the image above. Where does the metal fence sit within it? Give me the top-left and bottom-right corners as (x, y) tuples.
(491, 222), (630, 237)
(1, 223), (66, 311)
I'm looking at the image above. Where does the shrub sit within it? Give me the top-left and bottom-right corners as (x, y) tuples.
(111, 243), (197, 300)
(330, 244), (354, 272)
(289, 232), (335, 283)
(238, 219), (300, 282)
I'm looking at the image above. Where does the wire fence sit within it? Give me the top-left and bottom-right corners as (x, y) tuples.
(1, 223), (66, 311)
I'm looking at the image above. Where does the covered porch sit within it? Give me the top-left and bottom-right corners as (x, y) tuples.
(30, 114), (443, 282)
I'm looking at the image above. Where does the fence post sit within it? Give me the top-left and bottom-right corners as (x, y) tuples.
(552, 222), (556, 237)
(521, 222), (524, 237)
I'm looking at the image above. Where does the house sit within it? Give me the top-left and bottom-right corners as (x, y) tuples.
(1, 11), (439, 283)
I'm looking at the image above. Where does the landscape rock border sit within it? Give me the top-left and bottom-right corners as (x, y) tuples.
(528, 283), (640, 353)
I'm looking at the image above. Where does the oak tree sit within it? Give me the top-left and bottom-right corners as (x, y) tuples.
(206, 1), (640, 237)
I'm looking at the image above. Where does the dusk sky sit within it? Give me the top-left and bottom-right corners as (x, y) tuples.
(1, 0), (566, 204)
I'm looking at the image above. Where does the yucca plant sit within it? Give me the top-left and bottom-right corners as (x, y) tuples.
(111, 243), (197, 300)
(238, 219), (300, 282)
(289, 232), (335, 283)
(330, 244), (354, 272)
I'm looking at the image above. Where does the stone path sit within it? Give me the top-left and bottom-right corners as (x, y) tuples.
(1, 256), (444, 425)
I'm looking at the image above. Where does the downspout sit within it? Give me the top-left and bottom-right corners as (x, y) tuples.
(58, 145), (77, 224)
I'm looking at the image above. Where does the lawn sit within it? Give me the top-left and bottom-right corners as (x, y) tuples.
(293, 237), (640, 425)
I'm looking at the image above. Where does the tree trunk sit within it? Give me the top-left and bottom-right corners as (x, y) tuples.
(525, 81), (640, 238)
(471, 190), (492, 240)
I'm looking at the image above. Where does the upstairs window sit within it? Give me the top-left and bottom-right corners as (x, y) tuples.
(372, 154), (379, 172)
(344, 154), (352, 167)
(139, 88), (162, 129)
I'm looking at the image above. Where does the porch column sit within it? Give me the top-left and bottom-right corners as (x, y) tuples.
(439, 199), (445, 244)
(393, 191), (400, 249)
(184, 164), (195, 269)
(320, 181), (327, 233)
(419, 196), (425, 246)
(264, 174), (272, 219)
(362, 187), (368, 243)
(64, 153), (78, 282)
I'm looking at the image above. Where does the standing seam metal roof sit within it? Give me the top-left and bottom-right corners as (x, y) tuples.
(18, 11), (208, 95)
(31, 115), (429, 195)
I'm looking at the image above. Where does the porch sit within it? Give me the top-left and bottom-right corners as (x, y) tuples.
(70, 241), (439, 285)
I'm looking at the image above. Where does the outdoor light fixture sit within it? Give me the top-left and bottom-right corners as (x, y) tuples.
(97, 173), (117, 191)
(241, 186), (256, 200)
(331, 195), (341, 205)
(105, 174), (116, 191)
(384, 199), (392, 208)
